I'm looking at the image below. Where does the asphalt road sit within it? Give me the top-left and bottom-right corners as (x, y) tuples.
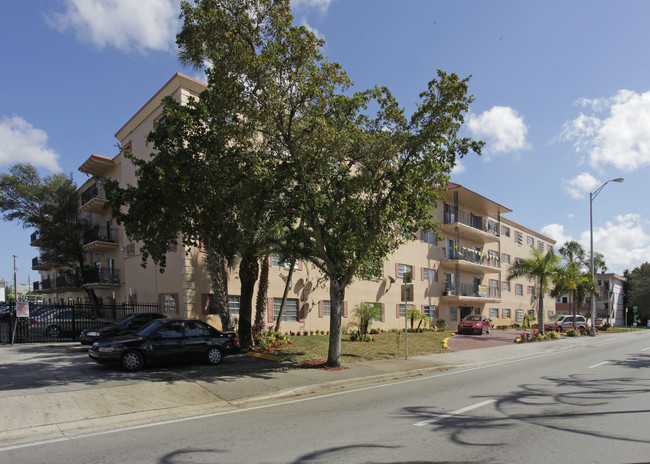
(3, 332), (649, 463)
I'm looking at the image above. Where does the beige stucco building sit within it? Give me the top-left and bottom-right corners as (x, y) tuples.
(32, 73), (556, 332)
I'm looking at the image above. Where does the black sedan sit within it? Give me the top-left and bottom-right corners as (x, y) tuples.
(88, 318), (240, 371)
(79, 312), (171, 345)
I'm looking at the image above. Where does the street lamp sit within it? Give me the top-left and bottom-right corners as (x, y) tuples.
(589, 177), (624, 336)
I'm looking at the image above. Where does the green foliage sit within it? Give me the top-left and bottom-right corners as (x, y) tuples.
(407, 308), (430, 329)
(252, 330), (292, 351)
(435, 318), (448, 332)
(625, 262), (650, 321)
(565, 328), (580, 337)
(348, 303), (383, 340)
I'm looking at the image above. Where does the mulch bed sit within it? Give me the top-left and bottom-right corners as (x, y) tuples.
(299, 358), (349, 371)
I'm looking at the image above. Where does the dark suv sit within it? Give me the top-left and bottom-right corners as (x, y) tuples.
(79, 312), (171, 345)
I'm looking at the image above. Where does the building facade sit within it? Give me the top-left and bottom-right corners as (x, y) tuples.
(31, 73), (557, 332)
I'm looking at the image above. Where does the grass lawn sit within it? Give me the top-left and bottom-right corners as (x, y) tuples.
(264, 331), (453, 364)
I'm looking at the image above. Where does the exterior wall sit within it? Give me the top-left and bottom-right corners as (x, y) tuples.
(596, 273), (626, 326)
(33, 73), (558, 333)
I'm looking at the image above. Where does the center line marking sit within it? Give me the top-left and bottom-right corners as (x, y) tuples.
(414, 399), (496, 427)
(588, 361), (608, 369)
(641, 347), (650, 352)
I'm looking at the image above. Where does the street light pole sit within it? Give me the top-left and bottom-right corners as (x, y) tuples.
(589, 177), (624, 336)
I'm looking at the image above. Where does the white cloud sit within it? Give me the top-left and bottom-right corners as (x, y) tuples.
(467, 106), (530, 156)
(562, 172), (600, 199)
(47, 0), (179, 53)
(0, 116), (62, 172)
(561, 89), (650, 171)
(450, 159), (466, 175)
(579, 213), (650, 274)
(540, 223), (572, 247)
(291, 0), (335, 15)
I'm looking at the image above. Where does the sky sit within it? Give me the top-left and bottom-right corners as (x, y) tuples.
(1, 0), (649, 287)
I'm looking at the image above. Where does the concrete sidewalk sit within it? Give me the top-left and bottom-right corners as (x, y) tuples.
(0, 331), (645, 447)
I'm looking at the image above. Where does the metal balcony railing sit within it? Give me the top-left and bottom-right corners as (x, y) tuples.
(41, 278), (52, 290)
(444, 282), (501, 299)
(80, 182), (110, 206)
(445, 249), (500, 268)
(83, 225), (118, 245)
(83, 268), (120, 285)
(444, 210), (499, 236)
(55, 274), (81, 289)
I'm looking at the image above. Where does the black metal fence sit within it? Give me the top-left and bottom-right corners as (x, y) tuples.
(0, 302), (160, 345)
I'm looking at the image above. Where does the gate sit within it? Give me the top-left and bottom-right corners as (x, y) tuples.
(0, 302), (160, 344)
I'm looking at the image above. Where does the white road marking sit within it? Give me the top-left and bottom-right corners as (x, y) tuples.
(588, 361), (608, 369)
(414, 399), (496, 427)
(641, 347), (650, 352)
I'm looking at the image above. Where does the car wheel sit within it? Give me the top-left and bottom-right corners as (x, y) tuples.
(121, 350), (144, 372)
(207, 346), (223, 365)
(45, 325), (61, 338)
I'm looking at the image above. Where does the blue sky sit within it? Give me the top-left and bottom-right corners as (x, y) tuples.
(1, 0), (649, 287)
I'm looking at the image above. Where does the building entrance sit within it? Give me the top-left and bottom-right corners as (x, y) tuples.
(460, 306), (473, 319)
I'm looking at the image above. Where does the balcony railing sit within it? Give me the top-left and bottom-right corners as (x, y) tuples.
(83, 268), (120, 285)
(83, 225), (118, 245)
(443, 282), (501, 299)
(56, 274), (81, 289)
(33, 281), (40, 292)
(41, 278), (52, 290)
(444, 210), (499, 236)
(445, 248), (500, 269)
(30, 231), (39, 245)
(80, 182), (111, 206)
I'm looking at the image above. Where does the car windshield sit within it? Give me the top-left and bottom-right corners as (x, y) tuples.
(114, 314), (136, 327)
(137, 319), (168, 337)
(464, 316), (481, 321)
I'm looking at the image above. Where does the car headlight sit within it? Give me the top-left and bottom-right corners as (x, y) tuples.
(86, 331), (101, 337)
(97, 346), (117, 352)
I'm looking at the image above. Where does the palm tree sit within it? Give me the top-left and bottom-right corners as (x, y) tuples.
(507, 247), (562, 335)
(349, 303), (383, 340)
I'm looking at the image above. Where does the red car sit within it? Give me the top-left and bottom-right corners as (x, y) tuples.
(457, 315), (491, 335)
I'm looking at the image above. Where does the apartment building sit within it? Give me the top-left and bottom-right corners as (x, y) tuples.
(555, 273), (626, 326)
(31, 73), (556, 332)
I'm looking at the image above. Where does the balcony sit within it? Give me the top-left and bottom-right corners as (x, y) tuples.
(82, 225), (120, 251)
(32, 256), (52, 270)
(83, 268), (120, 288)
(440, 210), (499, 243)
(41, 278), (53, 291)
(441, 282), (501, 303)
(439, 248), (500, 273)
(33, 281), (40, 292)
(30, 231), (40, 246)
(56, 274), (81, 289)
(80, 182), (111, 214)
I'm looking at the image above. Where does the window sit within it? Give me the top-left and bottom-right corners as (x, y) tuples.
(398, 263), (413, 280)
(160, 293), (177, 314)
(423, 305), (437, 319)
(362, 260), (383, 280)
(167, 240), (177, 253)
(501, 253), (510, 264)
(185, 320), (212, 337)
(527, 285), (535, 295)
(528, 309), (535, 318)
(157, 321), (183, 339)
(422, 268), (436, 282)
(487, 220), (498, 234)
(502, 225), (510, 237)
(489, 279), (499, 290)
(527, 236), (534, 246)
(515, 284), (523, 296)
(515, 231), (523, 245)
(126, 243), (136, 257)
(515, 309), (524, 321)
(449, 307), (458, 322)
(274, 298), (299, 321)
(502, 281), (510, 292)
(490, 308), (499, 319)
(323, 300), (331, 317)
(398, 303), (414, 317)
(488, 250), (499, 265)
(515, 257), (523, 265)
(503, 308), (511, 318)
(228, 296), (240, 316)
(538, 240), (544, 252)
(547, 244), (554, 253)
(548, 311), (555, 318)
(271, 255), (299, 269)
(422, 230), (436, 245)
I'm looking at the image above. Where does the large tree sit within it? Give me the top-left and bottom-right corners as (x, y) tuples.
(507, 247), (562, 335)
(173, 0), (483, 366)
(625, 262), (650, 323)
(0, 163), (91, 297)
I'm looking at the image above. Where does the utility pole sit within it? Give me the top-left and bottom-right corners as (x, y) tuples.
(13, 255), (17, 303)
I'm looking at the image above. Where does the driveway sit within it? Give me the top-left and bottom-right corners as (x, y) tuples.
(447, 329), (518, 351)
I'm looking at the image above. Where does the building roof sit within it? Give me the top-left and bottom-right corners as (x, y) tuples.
(444, 183), (513, 217)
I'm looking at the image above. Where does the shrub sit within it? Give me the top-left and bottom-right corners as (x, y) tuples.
(253, 330), (292, 351)
(565, 328), (579, 337)
(435, 319), (448, 332)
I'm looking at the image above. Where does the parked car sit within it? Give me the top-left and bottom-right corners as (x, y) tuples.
(457, 315), (491, 335)
(88, 318), (240, 371)
(79, 312), (171, 345)
(29, 308), (111, 338)
(544, 314), (587, 332)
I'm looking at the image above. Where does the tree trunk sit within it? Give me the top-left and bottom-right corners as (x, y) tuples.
(327, 277), (345, 367)
(274, 260), (296, 332)
(254, 255), (269, 338)
(205, 248), (233, 331)
(538, 283), (545, 335)
(238, 254), (259, 349)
